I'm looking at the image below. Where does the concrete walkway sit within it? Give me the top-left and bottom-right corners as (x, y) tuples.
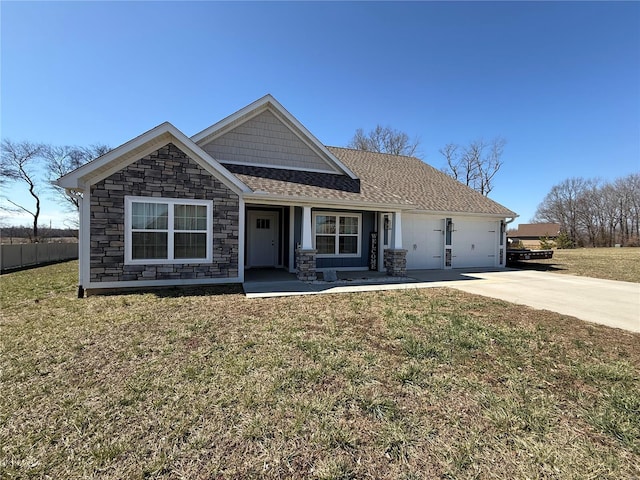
(243, 269), (640, 333)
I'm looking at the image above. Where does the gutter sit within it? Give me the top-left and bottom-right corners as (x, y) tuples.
(242, 192), (416, 212)
(409, 209), (519, 219)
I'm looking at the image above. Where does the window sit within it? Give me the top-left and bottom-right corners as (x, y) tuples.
(125, 197), (212, 264)
(256, 218), (271, 229)
(313, 212), (361, 257)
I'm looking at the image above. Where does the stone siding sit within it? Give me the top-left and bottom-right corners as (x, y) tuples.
(295, 248), (317, 281)
(384, 248), (407, 277)
(89, 143), (239, 283)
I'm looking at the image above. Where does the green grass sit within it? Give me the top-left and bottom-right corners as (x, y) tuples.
(1, 261), (639, 479)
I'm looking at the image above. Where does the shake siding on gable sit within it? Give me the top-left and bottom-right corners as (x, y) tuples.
(89, 143), (239, 283)
(201, 110), (333, 172)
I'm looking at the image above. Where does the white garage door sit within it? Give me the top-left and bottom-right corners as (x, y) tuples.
(403, 214), (444, 269)
(453, 219), (498, 268)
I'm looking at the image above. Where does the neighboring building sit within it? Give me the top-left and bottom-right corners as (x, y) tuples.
(512, 223), (561, 248)
(57, 95), (517, 294)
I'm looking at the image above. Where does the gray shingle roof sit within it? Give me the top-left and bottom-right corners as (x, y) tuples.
(328, 147), (516, 216)
(226, 146), (516, 216)
(224, 163), (413, 207)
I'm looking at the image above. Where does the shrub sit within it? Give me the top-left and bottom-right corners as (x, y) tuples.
(555, 231), (574, 249)
(539, 236), (555, 249)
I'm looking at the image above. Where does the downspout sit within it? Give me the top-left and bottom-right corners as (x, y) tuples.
(504, 216), (518, 237)
(502, 216), (518, 267)
(66, 188), (85, 298)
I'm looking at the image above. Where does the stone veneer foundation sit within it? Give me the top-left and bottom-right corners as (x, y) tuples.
(384, 248), (407, 277)
(89, 143), (239, 284)
(295, 248), (317, 281)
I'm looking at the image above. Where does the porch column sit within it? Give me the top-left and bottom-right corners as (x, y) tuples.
(301, 206), (313, 249)
(385, 211), (407, 277)
(392, 211), (403, 248)
(296, 206), (317, 281)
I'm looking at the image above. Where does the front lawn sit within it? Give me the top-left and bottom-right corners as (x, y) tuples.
(1, 262), (638, 479)
(519, 247), (640, 283)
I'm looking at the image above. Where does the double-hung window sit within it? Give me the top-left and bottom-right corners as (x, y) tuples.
(125, 197), (212, 264)
(313, 212), (361, 257)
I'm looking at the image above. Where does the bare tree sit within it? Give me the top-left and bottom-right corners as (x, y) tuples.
(1, 139), (45, 241)
(440, 138), (506, 196)
(440, 143), (473, 186)
(534, 173), (640, 247)
(616, 173), (640, 244)
(534, 177), (588, 246)
(45, 144), (110, 209)
(348, 125), (420, 157)
(575, 178), (605, 247)
(597, 182), (622, 246)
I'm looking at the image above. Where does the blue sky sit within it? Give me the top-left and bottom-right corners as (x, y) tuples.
(2, 1), (639, 229)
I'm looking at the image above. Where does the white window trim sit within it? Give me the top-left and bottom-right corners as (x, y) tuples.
(124, 196), (213, 265)
(312, 211), (361, 258)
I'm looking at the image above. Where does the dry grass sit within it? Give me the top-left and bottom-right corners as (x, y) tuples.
(520, 247), (640, 283)
(1, 261), (639, 479)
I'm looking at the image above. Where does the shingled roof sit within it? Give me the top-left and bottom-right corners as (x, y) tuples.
(227, 146), (516, 216)
(329, 147), (516, 216)
(515, 223), (561, 237)
(225, 162), (412, 207)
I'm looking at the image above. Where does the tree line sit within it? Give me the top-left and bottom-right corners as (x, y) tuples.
(1, 225), (79, 244)
(534, 174), (640, 247)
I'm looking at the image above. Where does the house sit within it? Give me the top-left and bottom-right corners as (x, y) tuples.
(56, 95), (517, 295)
(511, 223), (561, 248)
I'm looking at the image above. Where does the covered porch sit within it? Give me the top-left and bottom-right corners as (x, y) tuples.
(243, 203), (408, 282)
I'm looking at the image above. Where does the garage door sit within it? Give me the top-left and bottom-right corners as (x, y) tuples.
(453, 219), (498, 268)
(403, 214), (443, 269)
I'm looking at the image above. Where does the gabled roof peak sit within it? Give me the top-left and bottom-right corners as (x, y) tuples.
(191, 95), (358, 180)
(56, 121), (250, 194)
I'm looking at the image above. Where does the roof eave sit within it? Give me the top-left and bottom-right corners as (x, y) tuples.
(407, 208), (518, 218)
(56, 122), (251, 195)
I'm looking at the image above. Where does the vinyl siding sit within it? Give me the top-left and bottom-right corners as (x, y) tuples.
(292, 208), (374, 270)
(202, 110), (334, 172)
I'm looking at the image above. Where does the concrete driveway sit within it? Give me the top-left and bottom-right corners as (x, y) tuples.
(245, 268), (640, 333)
(427, 270), (640, 333)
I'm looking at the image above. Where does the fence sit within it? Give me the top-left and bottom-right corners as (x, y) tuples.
(0, 243), (78, 273)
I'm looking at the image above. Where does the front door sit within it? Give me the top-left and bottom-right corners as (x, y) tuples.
(247, 211), (279, 267)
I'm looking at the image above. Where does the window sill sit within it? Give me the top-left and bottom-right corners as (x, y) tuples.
(125, 258), (212, 266)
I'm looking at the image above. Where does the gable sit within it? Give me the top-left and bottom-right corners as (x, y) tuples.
(193, 95), (357, 178)
(56, 122), (249, 195)
(200, 109), (336, 173)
